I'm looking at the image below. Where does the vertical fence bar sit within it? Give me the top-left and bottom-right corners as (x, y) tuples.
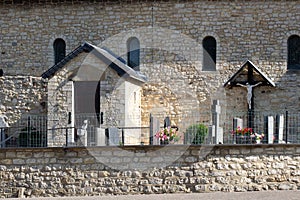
(27, 116), (30, 147)
(122, 129), (124, 145)
(68, 112), (72, 124)
(45, 115), (48, 146)
(66, 128), (68, 147)
(0, 128), (4, 148)
(285, 111), (288, 144)
(232, 117), (235, 144)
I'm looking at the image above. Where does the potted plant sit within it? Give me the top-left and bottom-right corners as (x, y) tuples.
(184, 123), (208, 145)
(232, 127), (256, 144)
(255, 132), (264, 144)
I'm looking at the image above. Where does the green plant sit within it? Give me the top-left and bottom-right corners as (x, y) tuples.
(185, 123), (208, 144)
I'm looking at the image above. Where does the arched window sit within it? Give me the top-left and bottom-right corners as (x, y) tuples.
(288, 35), (300, 70)
(53, 38), (66, 64)
(127, 37), (140, 71)
(202, 36), (216, 71)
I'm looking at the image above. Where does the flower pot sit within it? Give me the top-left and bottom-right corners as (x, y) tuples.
(160, 140), (169, 145)
(235, 135), (256, 144)
(256, 139), (261, 144)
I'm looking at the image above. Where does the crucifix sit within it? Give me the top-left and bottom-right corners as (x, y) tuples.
(224, 60), (276, 131)
(235, 65), (262, 129)
(237, 82), (262, 110)
(236, 66), (263, 129)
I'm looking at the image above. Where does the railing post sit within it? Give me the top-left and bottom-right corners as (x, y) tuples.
(27, 116), (31, 147)
(66, 128), (68, 147)
(122, 128), (125, 145)
(0, 128), (4, 148)
(285, 111), (288, 144)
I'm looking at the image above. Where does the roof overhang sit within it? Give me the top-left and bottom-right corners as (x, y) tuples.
(223, 60), (275, 88)
(41, 42), (147, 84)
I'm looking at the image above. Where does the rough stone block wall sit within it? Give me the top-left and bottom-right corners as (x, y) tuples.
(0, 76), (47, 125)
(0, 145), (300, 198)
(0, 0), (299, 145)
(0, 0), (297, 78)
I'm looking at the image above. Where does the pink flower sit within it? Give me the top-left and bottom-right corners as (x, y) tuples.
(154, 126), (179, 142)
(155, 132), (160, 138)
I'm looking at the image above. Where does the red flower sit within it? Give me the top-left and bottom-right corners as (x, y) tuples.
(233, 127), (254, 136)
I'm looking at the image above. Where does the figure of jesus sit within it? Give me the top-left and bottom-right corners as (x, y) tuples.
(237, 82), (262, 110)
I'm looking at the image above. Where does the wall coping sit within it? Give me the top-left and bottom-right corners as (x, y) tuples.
(0, 144), (299, 154)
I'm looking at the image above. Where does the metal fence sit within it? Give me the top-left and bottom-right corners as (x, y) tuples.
(222, 111), (300, 144)
(0, 115), (47, 148)
(1, 111), (300, 148)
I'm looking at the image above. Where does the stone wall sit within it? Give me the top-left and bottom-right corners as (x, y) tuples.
(3, 0), (295, 116)
(0, 0), (300, 145)
(0, 144), (300, 198)
(0, 76), (47, 125)
(1, 0), (297, 76)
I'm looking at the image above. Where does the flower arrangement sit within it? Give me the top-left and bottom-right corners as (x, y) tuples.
(255, 132), (264, 140)
(232, 127), (255, 144)
(232, 127), (254, 136)
(254, 132), (264, 144)
(232, 127), (264, 144)
(155, 126), (179, 143)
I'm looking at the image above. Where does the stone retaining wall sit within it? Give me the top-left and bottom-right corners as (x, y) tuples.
(0, 145), (300, 198)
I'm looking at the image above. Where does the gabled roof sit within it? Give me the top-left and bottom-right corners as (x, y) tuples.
(90, 44), (147, 83)
(41, 42), (93, 79)
(223, 60), (275, 88)
(41, 42), (147, 83)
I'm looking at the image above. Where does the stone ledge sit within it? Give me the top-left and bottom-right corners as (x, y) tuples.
(1, 143), (299, 152)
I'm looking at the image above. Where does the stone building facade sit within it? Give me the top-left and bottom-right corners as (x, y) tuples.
(0, 0), (299, 145)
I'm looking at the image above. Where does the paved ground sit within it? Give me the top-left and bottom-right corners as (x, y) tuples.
(3, 191), (300, 200)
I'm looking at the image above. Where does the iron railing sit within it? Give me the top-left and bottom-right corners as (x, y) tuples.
(1, 111), (300, 148)
(0, 115), (47, 148)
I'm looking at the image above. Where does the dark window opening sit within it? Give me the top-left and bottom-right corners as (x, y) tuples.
(127, 37), (140, 71)
(53, 38), (66, 64)
(288, 35), (300, 70)
(202, 36), (216, 71)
